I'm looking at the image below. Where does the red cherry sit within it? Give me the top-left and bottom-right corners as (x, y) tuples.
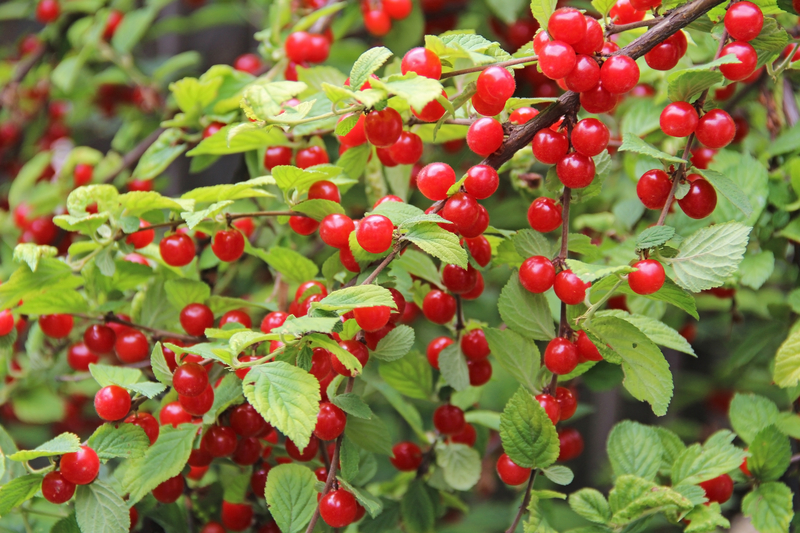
(426, 336), (453, 369)
(433, 404), (465, 435)
(264, 146), (293, 170)
(232, 436), (263, 465)
(554, 269), (588, 305)
(509, 107), (539, 124)
(36, 0), (60, 23)
(180, 303), (213, 337)
(451, 423), (477, 446)
(539, 41), (577, 80)
(576, 330), (602, 362)
(179, 384), (214, 415)
(465, 236), (492, 267)
(230, 403), (267, 437)
(467, 358), (492, 386)
(201, 522), (226, 533)
(320, 489), (358, 528)
(285, 31), (311, 63)
(645, 41), (680, 71)
(442, 264), (478, 295)
(315, 402), (347, 441)
(497, 453), (531, 485)
(725, 1), (763, 42)
(114, 329), (149, 363)
(691, 146), (716, 169)
(719, 41), (757, 81)
(599, 56), (639, 94)
(557, 152), (595, 189)
(532, 129), (568, 164)
(73, 163), (94, 187)
(466, 117), (504, 157)
(340, 246), (361, 273)
(60, 446), (100, 485)
(219, 310), (251, 329)
(83, 324), (116, 355)
(337, 114), (367, 147)
(558, 427), (584, 460)
(391, 441), (423, 471)
(476, 66), (516, 105)
(40, 314), (73, 338)
(260, 311), (288, 333)
(173, 362), (209, 397)
(412, 91), (447, 122)
(637, 169), (672, 209)
(202, 122), (225, 139)
(211, 229), (245, 262)
(544, 337), (579, 375)
(364, 108), (404, 148)
(416, 162), (456, 201)
(388, 132), (423, 165)
(222, 501), (253, 532)
(564, 54), (601, 93)
(319, 214), (355, 249)
(573, 17), (604, 55)
(364, 9), (392, 36)
(461, 329), (490, 361)
(289, 215), (320, 236)
(422, 290), (456, 325)
(695, 109), (735, 149)
(94, 385), (131, 421)
(160, 233), (196, 267)
(660, 101), (698, 137)
(285, 437), (319, 461)
(124, 412), (160, 445)
(42, 471), (76, 504)
(159, 401), (192, 427)
(202, 425), (237, 457)
(628, 259), (666, 295)
(331, 340), (370, 377)
(251, 464), (271, 497)
(471, 91), (506, 116)
(519, 256), (556, 293)
(610, 0), (645, 23)
(305, 33), (331, 64)
(125, 220), (155, 249)
(296, 145), (329, 169)
(556, 387), (577, 420)
(527, 197), (562, 233)
(153, 475), (184, 503)
(356, 215), (394, 254)
(353, 306), (392, 332)
(572, 118), (609, 157)
(535, 393), (561, 424)
(548, 8), (586, 44)
(442, 192), (480, 233)
(580, 82), (619, 113)
(67, 343), (98, 371)
(678, 178), (717, 219)
(699, 474), (734, 504)
(401, 48), (442, 79)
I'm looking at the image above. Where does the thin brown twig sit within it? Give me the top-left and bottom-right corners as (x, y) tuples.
(73, 312), (202, 344)
(605, 18), (662, 36)
(505, 470), (538, 533)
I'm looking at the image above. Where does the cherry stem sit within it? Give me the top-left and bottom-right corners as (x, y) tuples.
(605, 17), (661, 36)
(439, 55), (538, 79)
(455, 295), (465, 338)
(304, 377), (354, 533)
(73, 312), (202, 344)
(505, 469), (539, 533)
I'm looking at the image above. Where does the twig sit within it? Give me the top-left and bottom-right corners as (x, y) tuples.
(505, 470), (538, 533)
(656, 133), (694, 227)
(440, 55), (538, 79)
(115, 211), (310, 240)
(103, 128), (166, 184)
(73, 312), (202, 344)
(557, 189), (571, 264)
(605, 18), (661, 36)
(0, 45), (48, 110)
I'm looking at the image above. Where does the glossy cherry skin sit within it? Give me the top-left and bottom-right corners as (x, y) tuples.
(260, 311), (288, 333)
(471, 91), (505, 116)
(422, 290), (457, 325)
(610, 0), (645, 23)
(519, 256), (556, 293)
(264, 145), (293, 170)
(573, 17), (604, 55)
(94, 385), (131, 421)
(42, 471), (76, 504)
(222, 501), (254, 532)
(295, 145), (329, 169)
(201, 522), (227, 533)
(539, 41), (577, 80)
(572, 118), (610, 157)
(700, 474), (734, 504)
(232, 437), (263, 465)
(558, 427), (584, 461)
(357, 214), (394, 254)
(115, 329), (150, 363)
(577, 331), (602, 362)
(364, 108), (404, 148)
(412, 92), (447, 122)
(724, 1), (763, 42)
(286, 437), (319, 461)
(67, 343), (98, 371)
(719, 41), (757, 81)
(83, 324), (116, 355)
(600, 55), (640, 94)
(450, 422), (477, 446)
(695, 109), (736, 149)
(320, 489), (358, 528)
(527, 197), (563, 233)
(160, 233), (196, 267)
(180, 303), (214, 336)
(476, 66), (516, 105)
(391, 441), (423, 471)
(124, 412), (160, 445)
(637, 169), (672, 209)
(509, 107), (539, 125)
(401, 47), (442, 79)
(460, 204), (489, 238)
(230, 403), (267, 437)
(319, 214), (355, 249)
(443, 264), (478, 295)
(564, 55), (600, 93)
(497, 453), (531, 485)
(433, 404), (466, 435)
(465, 236), (492, 267)
(289, 215), (319, 236)
(557, 152), (595, 189)
(340, 246), (360, 273)
(153, 475), (185, 503)
(160, 401), (192, 427)
(219, 310), (251, 329)
(660, 101), (698, 137)
(467, 117), (504, 157)
(202, 425), (237, 457)
(580, 82), (619, 113)
(442, 193), (480, 233)
(211, 229), (245, 262)
(40, 314), (74, 338)
(545, 337), (579, 375)
(331, 340), (370, 377)
(532, 129), (568, 164)
(36, 0), (61, 23)
(60, 446), (100, 485)
(426, 336), (453, 369)
(417, 162), (456, 201)
(0, 310), (13, 337)
(554, 270), (588, 305)
(556, 387), (578, 420)
(535, 393), (561, 424)
(173, 362), (209, 397)
(628, 259), (666, 295)
(467, 358), (493, 386)
(678, 178), (717, 219)
(353, 306), (392, 332)
(548, 8), (586, 44)
(315, 402), (347, 441)
(388, 131), (423, 165)
(459, 329), (489, 361)
(73, 163), (94, 186)
(179, 384), (214, 415)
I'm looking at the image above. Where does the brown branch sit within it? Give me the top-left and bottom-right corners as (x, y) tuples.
(505, 469), (538, 533)
(656, 133), (694, 227)
(605, 18), (662, 36)
(103, 127), (166, 184)
(440, 55), (538, 79)
(0, 45), (48, 110)
(73, 312), (202, 344)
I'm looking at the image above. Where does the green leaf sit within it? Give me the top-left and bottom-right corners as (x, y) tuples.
(401, 479), (436, 533)
(151, 343), (173, 386)
(17, 289), (89, 315)
(337, 478), (384, 518)
(246, 243), (319, 285)
(401, 223), (468, 269)
(203, 373), (243, 425)
(596, 310), (695, 356)
(332, 393), (373, 419)
(498, 272), (555, 341)
(392, 249), (443, 288)
(371, 73), (443, 111)
(12, 243), (58, 272)
(89, 363), (166, 399)
(438, 343), (470, 392)
(619, 132), (685, 164)
(486, 0), (527, 23)
(181, 200), (234, 229)
(668, 222), (751, 293)
(111, 5), (156, 52)
(264, 464), (317, 533)
(275, 316), (341, 336)
(0, 474), (43, 515)
(729, 393), (781, 444)
(742, 482), (794, 533)
(513, 229), (552, 258)
(181, 176), (275, 202)
(243, 362), (320, 451)
(370, 201), (425, 225)
(608, 476), (693, 528)
(750, 17), (790, 53)
(591, 0), (616, 16)
(371, 325), (415, 361)
(291, 199), (345, 221)
(697, 168), (752, 217)
(542, 465), (574, 486)
(586, 316), (673, 416)
(530, 0), (558, 29)
(607, 421), (663, 481)
(569, 488), (612, 524)
(566, 260), (635, 283)
(220, 465), (251, 504)
(75, 481), (130, 533)
(483, 327), (540, 393)
(118, 191), (193, 217)
(379, 351), (433, 400)
(350, 47), (393, 92)
(749, 425), (791, 482)
(500, 387), (559, 469)
(671, 430), (747, 486)
(86, 423), (150, 462)
(361, 373), (427, 441)
(51, 514), (81, 533)
(122, 423), (197, 504)
(8, 432), (80, 462)
(132, 128), (188, 180)
(774, 328), (800, 388)
(307, 333), (362, 374)
(435, 442), (482, 491)
(345, 414), (394, 455)
(0, 259), (83, 311)
(465, 410), (501, 431)
(738, 250), (774, 290)
(636, 226), (676, 250)
(164, 279), (210, 310)
(315, 285), (395, 312)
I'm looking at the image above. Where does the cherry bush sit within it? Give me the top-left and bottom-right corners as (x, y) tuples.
(1, 0), (800, 531)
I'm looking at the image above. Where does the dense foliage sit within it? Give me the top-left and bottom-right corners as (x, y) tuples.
(2, 0), (800, 532)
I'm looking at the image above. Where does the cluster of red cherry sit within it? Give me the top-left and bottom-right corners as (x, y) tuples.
(360, 0), (414, 36)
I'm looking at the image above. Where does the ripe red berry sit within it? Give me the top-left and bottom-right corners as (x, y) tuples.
(719, 41), (757, 81)
(357, 215), (394, 254)
(466, 117), (504, 157)
(564, 54), (601, 93)
(180, 303), (214, 337)
(202, 425), (237, 457)
(384, 0), (412, 18)
(42, 471), (76, 504)
(364, 108), (404, 148)
(527, 197), (562, 233)
(610, 0), (645, 23)
(232, 436), (263, 465)
(60, 446), (100, 485)
(554, 269), (588, 305)
(558, 427), (584, 461)
(222, 501), (254, 531)
(125, 220), (155, 249)
(94, 385), (131, 421)
(461, 329), (490, 361)
(467, 358), (493, 385)
(251, 464), (271, 496)
(36, 0), (60, 23)
(331, 340), (370, 377)
(412, 91), (448, 122)
(628, 259), (666, 295)
(724, 1), (763, 42)
(426, 336), (453, 369)
(285, 437), (319, 462)
(443, 264), (478, 295)
(180, 384), (214, 415)
(212, 229), (245, 262)
(695, 109), (735, 149)
(83, 324), (116, 355)
(497, 453), (531, 485)
(519, 256), (556, 293)
(160, 401), (192, 427)
(422, 290), (457, 325)
(637, 169), (672, 209)
(572, 118), (609, 157)
(599, 56), (640, 94)
(219, 310), (251, 329)
(391, 441), (423, 471)
(433, 404), (465, 435)
(67, 343), (98, 371)
(476, 66), (516, 105)
(388, 131), (423, 165)
(441, 192), (479, 233)
(660, 101), (698, 137)
(580, 82), (619, 113)
(401, 48), (442, 79)
(576, 330), (602, 362)
(471, 91), (506, 116)
(573, 17), (604, 55)
(645, 39), (681, 71)
(264, 145), (293, 170)
(539, 41), (577, 80)
(548, 8), (586, 44)
(451, 422), (477, 446)
(535, 393), (561, 424)
(465, 235), (492, 267)
(315, 402), (347, 440)
(296, 145), (329, 169)
(319, 214), (355, 249)
(557, 152), (595, 189)
(0, 310), (13, 337)
(234, 53), (262, 74)
(261, 311), (288, 333)
(556, 387), (578, 420)
(153, 475), (185, 503)
(532, 129), (568, 164)
(289, 215), (320, 236)
(364, 9), (392, 35)
(320, 489), (358, 528)
(417, 163), (456, 201)
(124, 412), (160, 445)
(699, 474), (734, 504)
(340, 246), (361, 273)
(678, 178), (717, 219)
(73, 163), (93, 187)
(544, 337), (579, 375)
(509, 106), (539, 125)
(230, 403), (267, 437)
(285, 31), (311, 63)
(353, 306), (392, 332)
(114, 329), (149, 363)
(173, 362), (209, 397)
(40, 314), (74, 339)
(160, 233), (196, 267)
